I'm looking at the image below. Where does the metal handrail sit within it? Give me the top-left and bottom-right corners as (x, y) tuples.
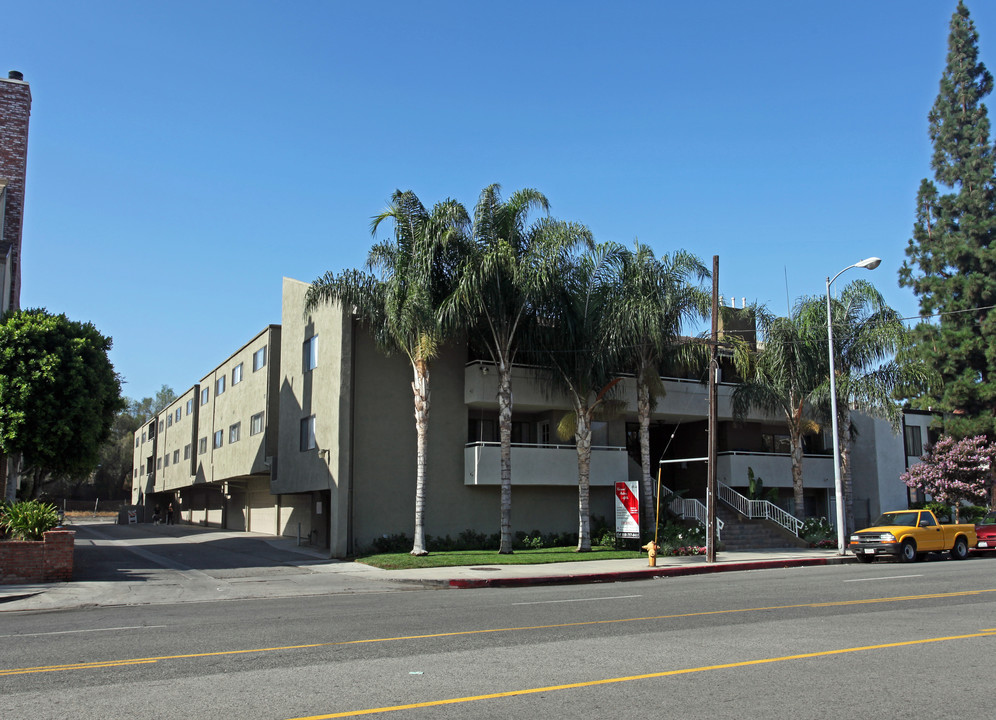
(718, 481), (803, 536)
(660, 484), (723, 541)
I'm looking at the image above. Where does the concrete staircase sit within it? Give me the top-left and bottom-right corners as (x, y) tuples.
(717, 505), (810, 550)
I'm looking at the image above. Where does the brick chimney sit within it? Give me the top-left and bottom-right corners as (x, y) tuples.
(0, 70), (32, 312)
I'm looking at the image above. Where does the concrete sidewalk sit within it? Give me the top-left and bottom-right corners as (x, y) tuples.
(0, 520), (852, 612)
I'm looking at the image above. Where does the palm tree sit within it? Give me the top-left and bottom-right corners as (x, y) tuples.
(800, 280), (935, 530)
(605, 243), (709, 537)
(442, 184), (591, 554)
(305, 190), (469, 555)
(732, 305), (825, 516)
(540, 242), (625, 551)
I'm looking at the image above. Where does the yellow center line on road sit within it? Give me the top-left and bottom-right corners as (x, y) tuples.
(289, 629), (996, 719)
(3, 588), (995, 678)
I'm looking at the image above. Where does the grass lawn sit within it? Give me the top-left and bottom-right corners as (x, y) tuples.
(356, 546), (644, 570)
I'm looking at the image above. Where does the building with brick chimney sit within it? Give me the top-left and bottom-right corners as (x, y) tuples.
(0, 70), (31, 315)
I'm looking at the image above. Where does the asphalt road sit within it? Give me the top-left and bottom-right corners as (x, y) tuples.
(3, 552), (995, 719)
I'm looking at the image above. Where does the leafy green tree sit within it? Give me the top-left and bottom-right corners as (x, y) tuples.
(442, 184), (591, 553)
(540, 242), (625, 552)
(605, 243), (709, 536)
(732, 306), (823, 516)
(804, 280), (935, 530)
(0, 308), (125, 499)
(900, 1), (996, 441)
(306, 190), (468, 555)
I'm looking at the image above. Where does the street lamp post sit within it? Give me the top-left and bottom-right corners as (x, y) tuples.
(827, 257), (881, 555)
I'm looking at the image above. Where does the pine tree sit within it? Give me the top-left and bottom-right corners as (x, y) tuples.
(900, 1), (996, 440)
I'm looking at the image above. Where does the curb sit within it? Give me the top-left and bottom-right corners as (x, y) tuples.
(444, 556), (854, 589)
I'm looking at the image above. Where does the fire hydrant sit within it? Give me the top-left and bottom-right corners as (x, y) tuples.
(642, 541), (660, 567)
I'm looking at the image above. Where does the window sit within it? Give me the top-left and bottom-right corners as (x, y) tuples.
(164, 454), (169, 468)
(184, 444), (191, 460)
(186, 399), (194, 416)
(159, 420), (164, 433)
(300, 416), (316, 451)
(157, 457), (162, 470)
(167, 413), (172, 428)
(232, 363), (243, 386)
(214, 430), (223, 449)
(175, 408), (181, 423)
(141, 431), (146, 443)
(198, 437), (208, 455)
(172, 449), (180, 464)
(904, 426), (923, 458)
(229, 422), (241, 444)
(216, 376), (225, 396)
(762, 433), (791, 454)
(250, 412), (264, 436)
(303, 334), (319, 372)
(136, 437), (140, 448)
(201, 387), (210, 405)
(253, 346), (267, 372)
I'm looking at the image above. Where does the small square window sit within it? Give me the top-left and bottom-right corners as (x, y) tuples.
(300, 415), (316, 451)
(303, 335), (319, 372)
(250, 412), (264, 436)
(199, 437), (208, 455)
(214, 430), (223, 449)
(201, 387), (210, 405)
(229, 422), (241, 444)
(233, 363), (243, 386)
(184, 444), (191, 460)
(253, 346), (267, 372)
(216, 376), (225, 396)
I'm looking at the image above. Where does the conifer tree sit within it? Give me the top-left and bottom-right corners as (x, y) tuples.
(900, 1), (996, 440)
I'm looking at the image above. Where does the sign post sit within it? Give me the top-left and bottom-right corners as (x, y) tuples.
(615, 481), (640, 540)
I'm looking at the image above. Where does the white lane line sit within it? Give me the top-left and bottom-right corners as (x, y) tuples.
(512, 594), (642, 606)
(844, 575), (923, 582)
(0, 625), (168, 638)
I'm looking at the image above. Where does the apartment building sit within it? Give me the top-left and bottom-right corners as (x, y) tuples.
(132, 277), (911, 556)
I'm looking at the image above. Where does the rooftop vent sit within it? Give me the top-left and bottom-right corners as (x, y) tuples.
(8, 71), (23, 81)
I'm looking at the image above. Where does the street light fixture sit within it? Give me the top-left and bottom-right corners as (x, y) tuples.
(827, 256), (881, 555)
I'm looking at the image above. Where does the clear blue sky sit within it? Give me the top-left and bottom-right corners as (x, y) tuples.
(7, 1), (992, 402)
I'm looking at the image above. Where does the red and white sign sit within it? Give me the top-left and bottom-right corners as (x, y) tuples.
(615, 481), (640, 538)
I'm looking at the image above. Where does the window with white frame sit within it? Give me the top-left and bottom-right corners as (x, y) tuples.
(159, 420), (164, 433)
(175, 407), (181, 423)
(253, 346), (266, 372)
(216, 376), (225, 396)
(303, 334), (319, 372)
(198, 437), (208, 455)
(233, 363), (243, 386)
(250, 412), (264, 436)
(184, 444), (191, 460)
(167, 413), (172, 428)
(186, 399), (194, 415)
(229, 422), (241, 444)
(214, 430), (223, 449)
(300, 415), (316, 451)
(201, 387), (210, 405)
(173, 449), (180, 464)
(157, 457), (162, 470)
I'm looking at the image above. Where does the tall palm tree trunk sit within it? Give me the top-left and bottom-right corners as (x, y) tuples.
(497, 362), (514, 554)
(575, 407), (593, 552)
(410, 362), (430, 556)
(637, 377), (654, 538)
(789, 424), (805, 516)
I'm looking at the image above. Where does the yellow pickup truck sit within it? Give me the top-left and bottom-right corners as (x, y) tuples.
(848, 509), (977, 563)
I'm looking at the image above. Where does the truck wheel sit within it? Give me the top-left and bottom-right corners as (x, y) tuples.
(899, 539), (917, 563)
(950, 536), (969, 560)
(854, 554), (874, 563)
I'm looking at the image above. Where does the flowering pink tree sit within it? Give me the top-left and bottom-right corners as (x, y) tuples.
(901, 435), (995, 521)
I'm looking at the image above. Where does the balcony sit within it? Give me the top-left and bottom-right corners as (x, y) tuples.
(716, 451), (835, 490)
(465, 442), (628, 486)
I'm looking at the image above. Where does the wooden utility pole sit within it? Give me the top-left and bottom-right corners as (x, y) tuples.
(707, 255), (719, 563)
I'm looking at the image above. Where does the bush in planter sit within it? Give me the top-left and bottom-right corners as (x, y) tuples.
(1, 499), (62, 540)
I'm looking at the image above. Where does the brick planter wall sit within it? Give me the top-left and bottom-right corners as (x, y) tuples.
(0, 530), (74, 584)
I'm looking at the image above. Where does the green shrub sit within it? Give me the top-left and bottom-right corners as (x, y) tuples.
(801, 517), (835, 544)
(1, 500), (61, 541)
(371, 533), (412, 553)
